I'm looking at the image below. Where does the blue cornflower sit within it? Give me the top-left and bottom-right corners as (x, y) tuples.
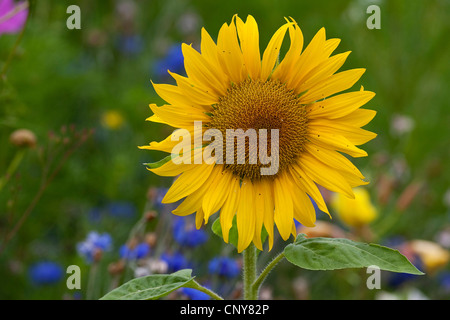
(161, 252), (191, 273)
(208, 257), (241, 278)
(439, 272), (450, 294)
(153, 187), (169, 210)
(106, 201), (136, 219)
(180, 287), (211, 300)
(77, 231), (113, 263)
(153, 44), (185, 78)
(117, 34), (143, 55)
(173, 217), (208, 247)
(119, 242), (151, 260)
(29, 261), (64, 286)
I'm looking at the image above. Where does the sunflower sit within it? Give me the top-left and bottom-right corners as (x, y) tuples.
(141, 15), (376, 253)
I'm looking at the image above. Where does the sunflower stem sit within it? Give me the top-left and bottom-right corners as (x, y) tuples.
(242, 244), (257, 300)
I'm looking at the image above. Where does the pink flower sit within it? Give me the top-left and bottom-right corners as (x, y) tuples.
(0, 0), (28, 35)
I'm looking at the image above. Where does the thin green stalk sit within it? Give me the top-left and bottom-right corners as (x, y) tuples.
(86, 262), (98, 300)
(242, 244), (257, 300)
(0, 149), (26, 192)
(0, 1), (29, 77)
(253, 251), (285, 295)
(186, 280), (224, 300)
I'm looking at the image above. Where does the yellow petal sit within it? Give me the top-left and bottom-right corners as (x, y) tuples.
(236, 14), (261, 79)
(298, 153), (355, 199)
(200, 27), (221, 69)
(236, 179), (256, 252)
(260, 179), (275, 250)
(338, 108), (377, 127)
(162, 163), (215, 203)
(172, 165), (221, 216)
(271, 21), (303, 83)
(138, 127), (195, 153)
(220, 175), (240, 243)
(290, 164), (330, 217)
(296, 51), (351, 95)
(273, 173), (294, 241)
(324, 38), (341, 57)
(217, 18), (246, 84)
(202, 167), (233, 220)
(260, 21), (291, 80)
(182, 43), (228, 96)
(304, 143), (365, 179)
(172, 191), (203, 217)
(309, 119), (377, 145)
(252, 180), (266, 251)
(151, 82), (194, 109)
(149, 103), (210, 129)
(300, 68), (366, 104)
(339, 169), (370, 188)
(287, 27), (327, 91)
(147, 159), (193, 177)
(168, 71), (218, 108)
(308, 130), (368, 158)
(307, 90), (376, 119)
(284, 171), (316, 227)
(195, 207), (205, 229)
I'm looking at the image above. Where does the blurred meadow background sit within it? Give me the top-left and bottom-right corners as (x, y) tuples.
(0, 0), (449, 300)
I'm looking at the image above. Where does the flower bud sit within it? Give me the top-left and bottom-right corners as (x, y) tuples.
(9, 129), (37, 148)
(145, 232), (157, 247)
(108, 260), (125, 275)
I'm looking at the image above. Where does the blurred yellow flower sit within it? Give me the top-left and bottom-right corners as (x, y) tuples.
(409, 240), (450, 274)
(331, 187), (377, 228)
(101, 110), (124, 130)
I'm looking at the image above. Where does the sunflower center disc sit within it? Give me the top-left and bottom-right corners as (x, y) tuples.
(208, 78), (308, 180)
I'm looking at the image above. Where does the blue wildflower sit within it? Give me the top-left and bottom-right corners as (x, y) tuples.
(106, 201), (136, 219)
(180, 287), (211, 300)
(77, 231), (113, 263)
(119, 242), (150, 260)
(87, 207), (102, 222)
(29, 261), (64, 286)
(117, 34), (143, 55)
(153, 44), (185, 79)
(153, 187), (169, 209)
(438, 272), (450, 294)
(161, 252), (191, 272)
(208, 257), (241, 278)
(173, 217), (208, 247)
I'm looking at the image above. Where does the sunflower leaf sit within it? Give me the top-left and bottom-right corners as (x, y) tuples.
(284, 234), (424, 275)
(143, 155), (172, 169)
(100, 269), (195, 300)
(212, 216), (268, 251)
(212, 216), (239, 249)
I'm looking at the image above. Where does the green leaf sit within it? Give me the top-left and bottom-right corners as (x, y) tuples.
(212, 216), (239, 249)
(212, 216), (268, 251)
(284, 234), (424, 275)
(100, 269), (195, 300)
(143, 155), (172, 169)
